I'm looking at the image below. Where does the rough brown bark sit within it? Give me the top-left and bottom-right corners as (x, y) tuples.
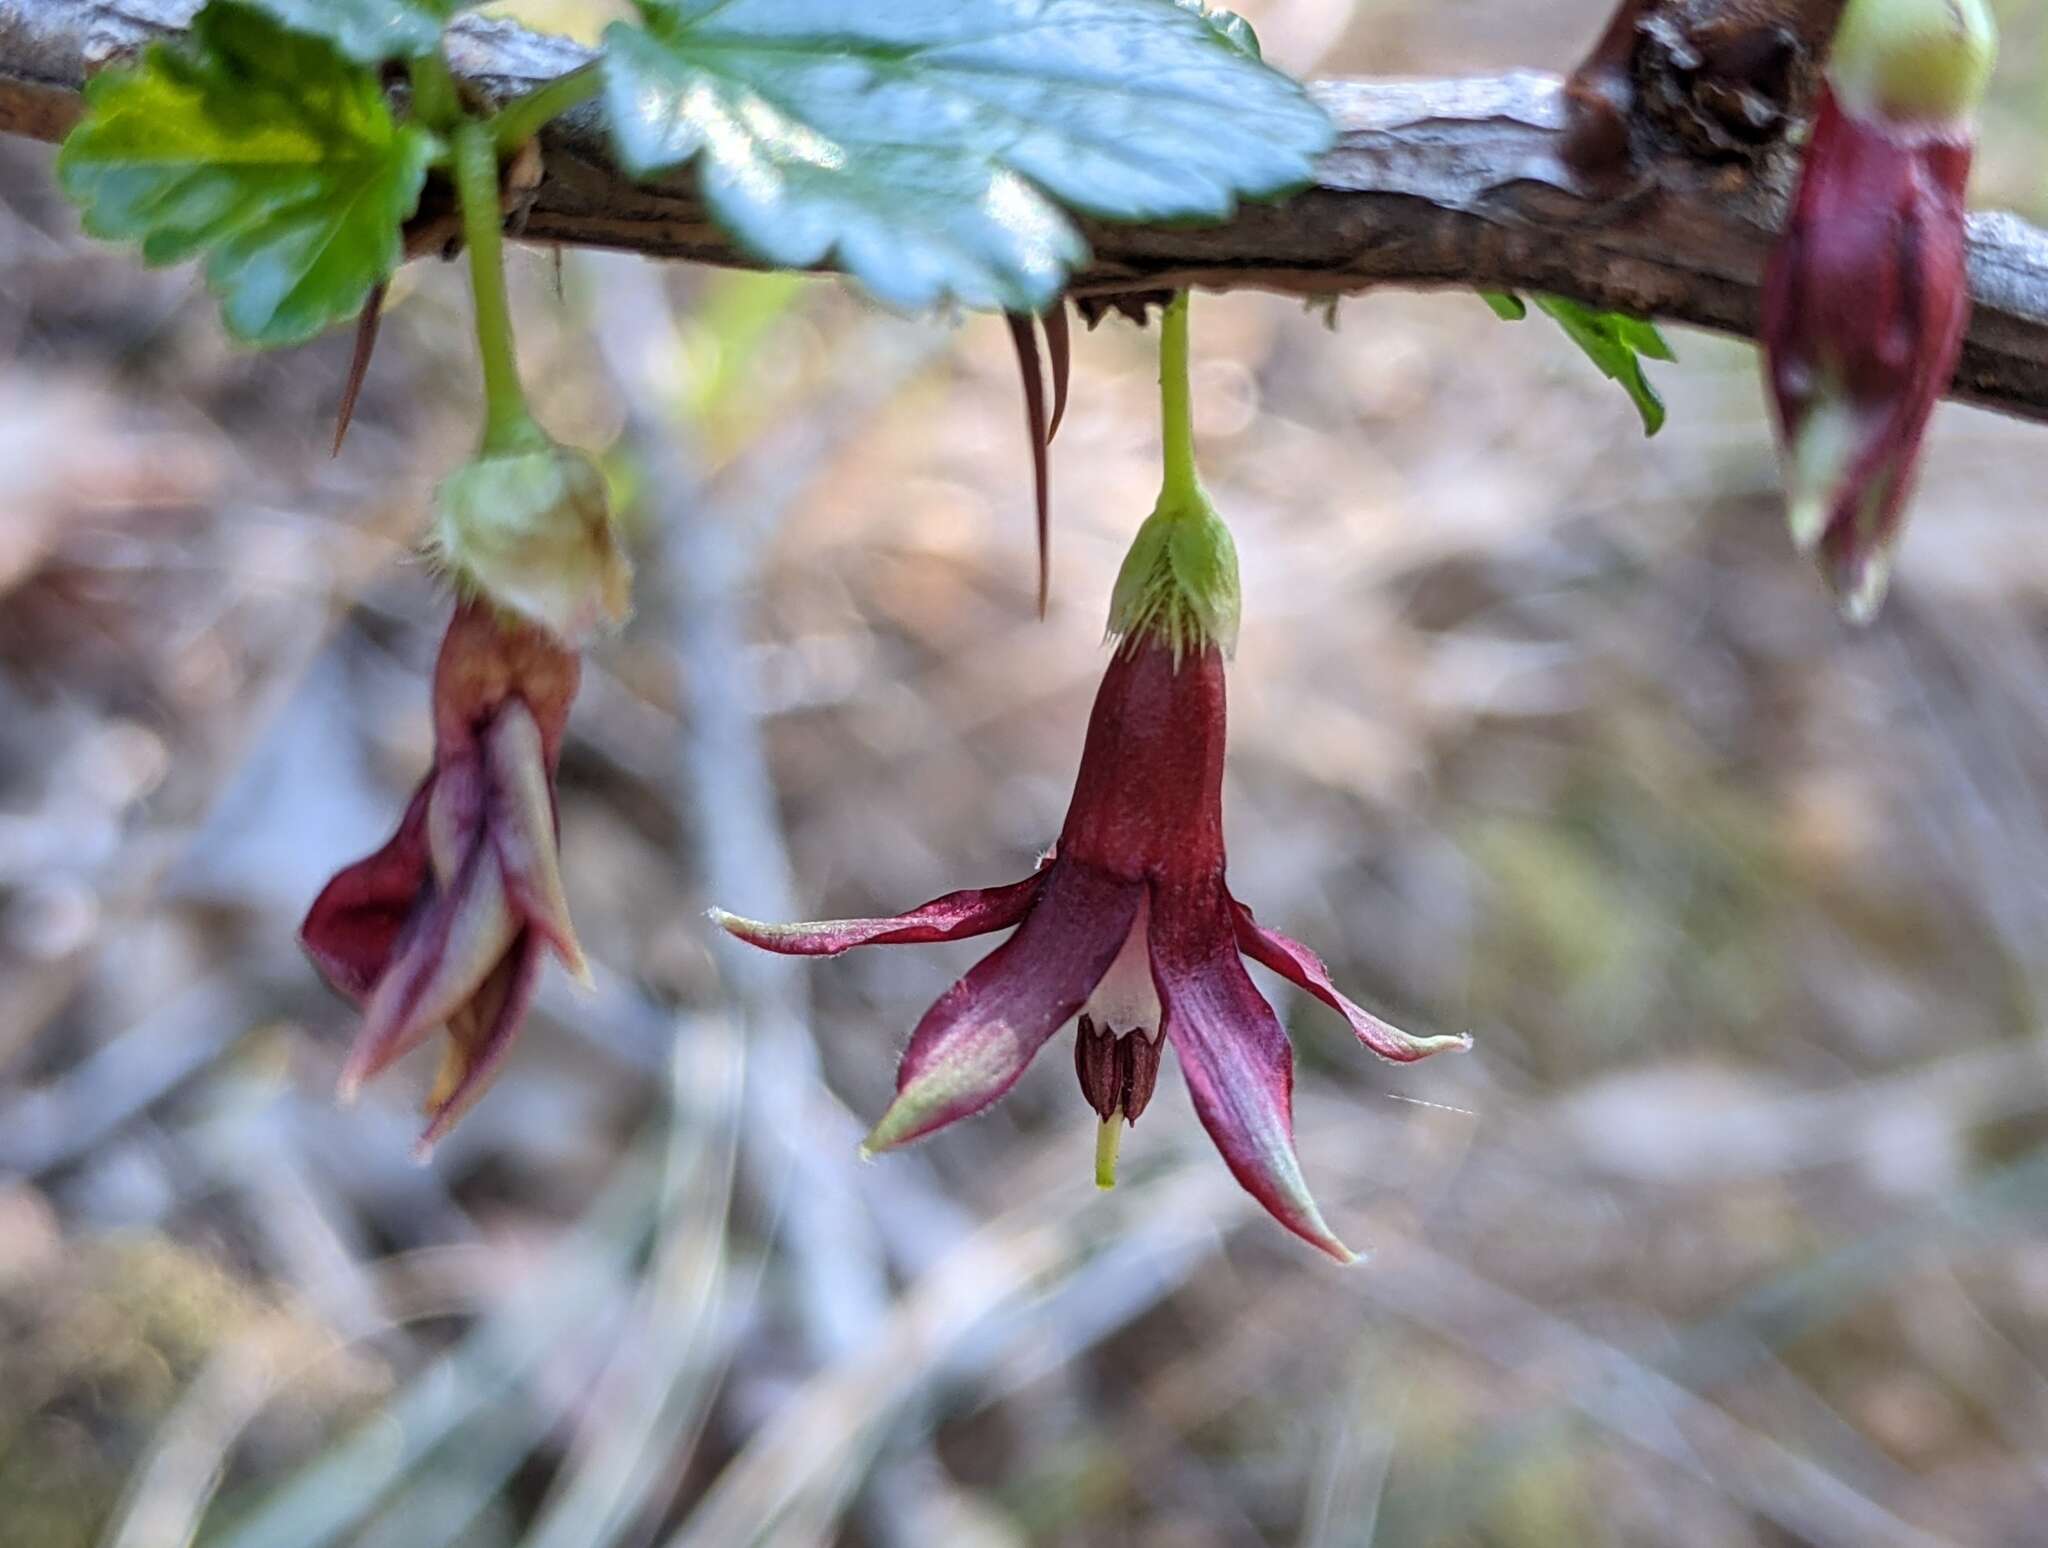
(3, 0), (2046, 422)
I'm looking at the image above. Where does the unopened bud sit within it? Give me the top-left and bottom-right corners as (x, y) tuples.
(1758, 0), (1992, 620)
(1831, 0), (1996, 127)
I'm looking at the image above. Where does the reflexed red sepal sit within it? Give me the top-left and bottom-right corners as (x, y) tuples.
(708, 872), (1048, 958)
(1151, 880), (1357, 1265)
(1231, 899), (1470, 1063)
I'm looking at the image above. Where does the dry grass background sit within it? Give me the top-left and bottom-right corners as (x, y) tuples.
(5, 2), (2048, 1544)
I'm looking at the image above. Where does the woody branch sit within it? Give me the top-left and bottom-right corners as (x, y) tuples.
(2, 0), (2045, 422)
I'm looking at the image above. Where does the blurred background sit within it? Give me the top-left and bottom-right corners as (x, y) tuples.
(6, 1), (2048, 1544)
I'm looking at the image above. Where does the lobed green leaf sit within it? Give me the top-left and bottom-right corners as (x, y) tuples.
(601, 0), (1335, 313)
(57, 2), (438, 347)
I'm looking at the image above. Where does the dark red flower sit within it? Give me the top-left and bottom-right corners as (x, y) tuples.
(301, 601), (589, 1154)
(1759, 0), (1994, 619)
(714, 633), (1466, 1262)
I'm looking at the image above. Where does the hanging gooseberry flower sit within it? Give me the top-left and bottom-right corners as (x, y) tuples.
(1760, 0), (1995, 621)
(712, 294), (1467, 1261)
(301, 125), (623, 1155)
(301, 601), (591, 1155)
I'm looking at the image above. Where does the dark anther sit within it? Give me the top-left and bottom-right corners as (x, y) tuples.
(1118, 1030), (1162, 1123)
(1076, 1015), (1162, 1124)
(1075, 1015), (1121, 1121)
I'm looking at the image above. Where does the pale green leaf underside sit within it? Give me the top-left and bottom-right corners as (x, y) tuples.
(603, 0), (1335, 312)
(240, 0), (475, 62)
(57, 3), (436, 346)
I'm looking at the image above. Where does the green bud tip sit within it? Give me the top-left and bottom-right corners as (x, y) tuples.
(1107, 497), (1242, 660)
(1830, 0), (1997, 127)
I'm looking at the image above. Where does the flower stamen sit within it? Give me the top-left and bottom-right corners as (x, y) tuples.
(1076, 1013), (1164, 1189)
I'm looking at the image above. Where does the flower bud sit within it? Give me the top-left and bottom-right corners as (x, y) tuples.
(1759, 0), (1994, 621)
(432, 430), (632, 647)
(1831, 0), (1995, 125)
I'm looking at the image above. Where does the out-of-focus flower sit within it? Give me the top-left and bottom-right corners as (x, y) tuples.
(714, 291), (1466, 1260)
(1760, 0), (1994, 621)
(301, 601), (590, 1154)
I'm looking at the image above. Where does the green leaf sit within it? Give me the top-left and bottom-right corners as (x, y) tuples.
(57, 2), (438, 347)
(1176, 0), (1262, 58)
(239, 0), (474, 63)
(1483, 290), (1673, 436)
(602, 0), (1335, 313)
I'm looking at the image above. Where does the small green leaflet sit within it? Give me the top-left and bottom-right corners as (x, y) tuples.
(57, 3), (438, 347)
(602, 0), (1335, 313)
(1481, 291), (1676, 436)
(239, 0), (476, 62)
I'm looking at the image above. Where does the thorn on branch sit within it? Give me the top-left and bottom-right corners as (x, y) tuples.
(332, 282), (385, 456)
(1042, 301), (1070, 444)
(1005, 309), (1055, 617)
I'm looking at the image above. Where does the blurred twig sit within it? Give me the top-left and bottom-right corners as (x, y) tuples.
(0, 977), (249, 1175)
(584, 252), (933, 1546)
(518, 1015), (745, 1548)
(200, 1146), (662, 1548)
